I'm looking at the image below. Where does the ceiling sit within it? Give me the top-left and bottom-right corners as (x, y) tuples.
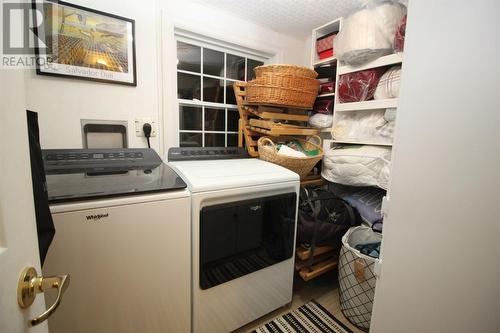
(190, 0), (363, 39)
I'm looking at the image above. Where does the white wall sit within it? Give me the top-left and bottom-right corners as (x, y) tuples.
(370, 1), (500, 332)
(23, 0), (309, 155)
(25, 0), (162, 152)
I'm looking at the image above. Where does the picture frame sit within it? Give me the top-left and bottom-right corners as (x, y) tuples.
(32, 0), (137, 86)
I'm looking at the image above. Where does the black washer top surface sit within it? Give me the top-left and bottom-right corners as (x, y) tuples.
(43, 148), (186, 203)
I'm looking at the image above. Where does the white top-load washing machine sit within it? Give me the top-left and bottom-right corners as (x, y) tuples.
(169, 147), (300, 333)
(42, 149), (191, 333)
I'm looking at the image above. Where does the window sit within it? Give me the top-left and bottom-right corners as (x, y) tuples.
(176, 37), (266, 147)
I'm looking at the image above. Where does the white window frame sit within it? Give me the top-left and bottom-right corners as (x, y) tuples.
(175, 32), (270, 147)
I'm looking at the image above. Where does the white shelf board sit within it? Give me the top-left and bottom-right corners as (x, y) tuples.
(332, 139), (392, 147)
(313, 56), (337, 67)
(317, 92), (335, 98)
(335, 98), (398, 111)
(338, 53), (404, 75)
(313, 18), (341, 36)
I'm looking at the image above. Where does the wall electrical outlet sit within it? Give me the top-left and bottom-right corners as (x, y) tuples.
(135, 118), (157, 137)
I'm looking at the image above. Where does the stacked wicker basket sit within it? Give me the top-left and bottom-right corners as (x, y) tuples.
(246, 65), (320, 109)
(234, 64), (325, 180)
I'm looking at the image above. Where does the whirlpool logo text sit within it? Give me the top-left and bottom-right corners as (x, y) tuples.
(85, 213), (109, 222)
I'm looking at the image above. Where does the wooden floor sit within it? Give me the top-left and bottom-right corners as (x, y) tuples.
(233, 269), (364, 333)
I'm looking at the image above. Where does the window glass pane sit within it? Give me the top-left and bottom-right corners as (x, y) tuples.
(225, 81), (237, 105)
(203, 77), (224, 103)
(179, 105), (202, 130)
(226, 54), (245, 81)
(227, 109), (239, 132)
(247, 59), (264, 81)
(204, 133), (225, 147)
(178, 73), (201, 100)
(177, 41), (201, 72)
(180, 133), (202, 147)
(227, 134), (238, 147)
(205, 108), (225, 131)
(203, 48), (224, 77)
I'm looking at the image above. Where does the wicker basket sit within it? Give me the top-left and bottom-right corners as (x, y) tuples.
(254, 64), (318, 79)
(254, 73), (320, 93)
(257, 136), (324, 179)
(246, 83), (317, 108)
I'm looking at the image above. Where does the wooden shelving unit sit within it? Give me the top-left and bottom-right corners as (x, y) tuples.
(295, 245), (338, 282)
(233, 82), (319, 157)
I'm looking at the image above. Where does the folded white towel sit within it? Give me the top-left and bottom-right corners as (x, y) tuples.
(278, 145), (307, 158)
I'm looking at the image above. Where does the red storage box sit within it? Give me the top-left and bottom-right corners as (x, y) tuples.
(316, 33), (336, 60)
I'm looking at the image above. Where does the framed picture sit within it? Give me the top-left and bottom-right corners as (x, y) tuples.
(33, 0), (136, 86)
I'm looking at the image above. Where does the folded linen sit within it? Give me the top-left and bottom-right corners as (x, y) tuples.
(277, 145), (307, 158)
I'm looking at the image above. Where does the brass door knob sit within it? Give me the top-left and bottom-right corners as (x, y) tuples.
(17, 266), (70, 326)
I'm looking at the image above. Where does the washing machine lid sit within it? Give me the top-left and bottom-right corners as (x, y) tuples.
(168, 158), (299, 193)
(43, 148), (187, 203)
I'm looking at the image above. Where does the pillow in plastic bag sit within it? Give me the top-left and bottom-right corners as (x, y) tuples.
(322, 145), (392, 190)
(309, 113), (333, 129)
(334, 1), (407, 66)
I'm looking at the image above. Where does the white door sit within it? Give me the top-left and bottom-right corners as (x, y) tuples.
(0, 68), (50, 332)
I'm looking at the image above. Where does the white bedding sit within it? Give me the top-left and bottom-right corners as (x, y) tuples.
(332, 108), (396, 143)
(334, 2), (407, 65)
(322, 145), (392, 190)
(309, 113), (333, 129)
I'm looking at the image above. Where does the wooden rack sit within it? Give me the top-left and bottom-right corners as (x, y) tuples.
(234, 83), (332, 281)
(295, 245), (338, 281)
(233, 82), (320, 157)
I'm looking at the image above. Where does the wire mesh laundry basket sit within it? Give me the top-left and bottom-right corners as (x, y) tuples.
(338, 226), (382, 332)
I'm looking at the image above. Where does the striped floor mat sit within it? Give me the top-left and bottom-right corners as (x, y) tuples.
(251, 300), (353, 333)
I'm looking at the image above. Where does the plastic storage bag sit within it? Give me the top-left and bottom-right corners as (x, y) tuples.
(338, 226), (382, 331)
(334, 1), (407, 66)
(322, 145), (392, 190)
(338, 68), (386, 103)
(309, 113), (333, 129)
(332, 108), (395, 143)
(394, 14), (407, 52)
